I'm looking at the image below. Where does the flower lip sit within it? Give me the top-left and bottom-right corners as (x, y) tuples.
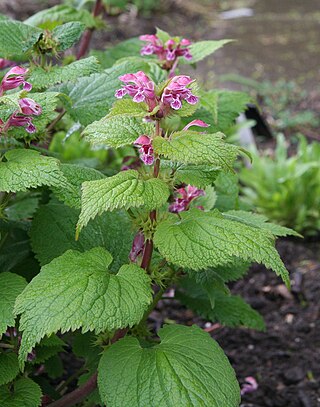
(0, 65), (32, 93)
(19, 98), (42, 116)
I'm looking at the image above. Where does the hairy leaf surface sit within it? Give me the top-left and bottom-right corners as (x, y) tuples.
(182, 40), (232, 64)
(0, 272), (27, 335)
(98, 324), (240, 407)
(154, 209), (289, 286)
(0, 353), (19, 385)
(77, 170), (170, 234)
(153, 131), (240, 171)
(15, 247), (152, 366)
(0, 149), (68, 193)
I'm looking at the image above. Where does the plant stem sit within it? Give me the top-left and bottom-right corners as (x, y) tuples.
(47, 372), (97, 407)
(0, 343), (14, 349)
(55, 367), (87, 394)
(76, 0), (103, 59)
(46, 109), (66, 134)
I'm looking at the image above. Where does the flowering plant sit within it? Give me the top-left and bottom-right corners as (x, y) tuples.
(0, 6), (297, 407)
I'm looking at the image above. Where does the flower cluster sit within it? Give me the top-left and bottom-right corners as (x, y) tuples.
(0, 67), (41, 134)
(0, 97), (42, 134)
(115, 72), (198, 114)
(169, 185), (205, 213)
(140, 34), (192, 68)
(134, 135), (154, 165)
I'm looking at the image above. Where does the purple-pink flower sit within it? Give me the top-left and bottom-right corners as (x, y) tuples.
(134, 135), (154, 165)
(0, 98), (42, 134)
(0, 66), (32, 96)
(161, 75), (198, 110)
(115, 71), (157, 111)
(169, 185), (205, 213)
(129, 231), (145, 262)
(140, 34), (192, 67)
(19, 98), (42, 116)
(183, 119), (210, 131)
(240, 376), (258, 396)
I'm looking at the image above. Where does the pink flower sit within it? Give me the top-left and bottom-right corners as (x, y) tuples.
(115, 71), (157, 111)
(134, 135), (154, 165)
(183, 119), (210, 131)
(7, 113), (36, 133)
(0, 58), (15, 70)
(240, 377), (258, 396)
(129, 232), (145, 262)
(139, 34), (192, 65)
(169, 185), (205, 213)
(0, 66), (32, 95)
(19, 98), (42, 116)
(161, 75), (198, 110)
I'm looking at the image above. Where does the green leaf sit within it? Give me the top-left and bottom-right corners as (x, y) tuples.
(0, 353), (19, 385)
(107, 99), (149, 118)
(28, 57), (101, 90)
(182, 40), (232, 64)
(214, 172), (240, 211)
(98, 324), (240, 407)
(0, 272), (27, 336)
(5, 192), (40, 221)
(60, 60), (150, 126)
(0, 377), (42, 407)
(83, 115), (154, 148)
(0, 149), (68, 193)
(174, 164), (219, 188)
(155, 27), (172, 44)
(177, 280), (265, 330)
(52, 22), (85, 52)
(51, 163), (105, 209)
(15, 247), (152, 366)
(77, 170), (170, 234)
(223, 210), (301, 237)
(91, 37), (143, 69)
(44, 355), (63, 379)
(24, 5), (99, 29)
(154, 209), (289, 286)
(30, 201), (134, 273)
(153, 131), (240, 171)
(0, 20), (42, 60)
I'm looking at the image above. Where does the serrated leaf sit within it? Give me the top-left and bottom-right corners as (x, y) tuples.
(98, 324), (240, 407)
(28, 57), (100, 90)
(51, 163), (105, 208)
(77, 170), (170, 234)
(15, 247), (152, 366)
(5, 192), (40, 221)
(83, 115), (153, 149)
(52, 21), (85, 52)
(60, 60), (150, 126)
(0, 149), (68, 193)
(24, 5), (99, 29)
(153, 131), (240, 171)
(155, 27), (172, 44)
(0, 353), (19, 385)
(0, 21), (42, 60)
(223, 210), (301, 237)
(182, 40), (232, 64)
(190, 258), (250, 284)
(175, 164), (220, 188)
(0, 377), (42, 407)
(177, 280), (265, 330)
(0, 272), (27, 336)
(30, 201), (134, 273)
(107, 99), (149, 118)
(154, 209), (289, 286)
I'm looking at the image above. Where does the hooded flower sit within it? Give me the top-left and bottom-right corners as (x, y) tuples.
(0, 66), (32, 95)
(115, 71), (157, 111)
(19, 98), (42, 116)
(183, 119), (210, 131)
(140, 34), (192, 66)
(129, 232), (145, 262)
(134, 135), (154, 165)
(161, 75), (198, 110)
(7, 113), (36, 133)
(169, 185), (205, 213)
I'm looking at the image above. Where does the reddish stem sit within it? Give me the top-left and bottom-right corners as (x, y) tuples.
(76, 0), (103, 60)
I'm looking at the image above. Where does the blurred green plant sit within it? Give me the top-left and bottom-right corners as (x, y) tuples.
(240, 134), (320, 236)
(221, 74), (319, 132)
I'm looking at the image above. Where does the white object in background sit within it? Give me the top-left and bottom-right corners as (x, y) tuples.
(220, 8), (254, 20)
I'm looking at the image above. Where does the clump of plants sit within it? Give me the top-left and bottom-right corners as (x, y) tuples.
(0, 3), (297, 406)
(240, 134), (320, 236)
